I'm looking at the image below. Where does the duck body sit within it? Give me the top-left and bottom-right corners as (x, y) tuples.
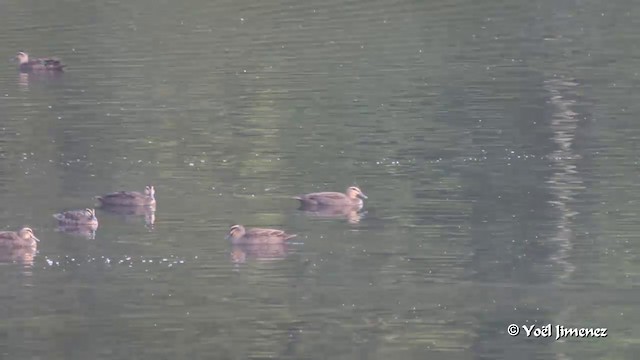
(53, 208), (98, 227)
(295, 186), (367, 210)
(0, 227), (39, 249)
(16, 52), (65, 72)
(96, 185), (156, 206)
(225, 224), (297, 245)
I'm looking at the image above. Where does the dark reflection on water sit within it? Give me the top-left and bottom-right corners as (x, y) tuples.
(298, 207), (367, 224)
(98, 205), (156, 230)
(56, 224), (97, 240)
(0, 0), (639, 358)
(230, 243), (292, 264)
(0, 246), (36, 267)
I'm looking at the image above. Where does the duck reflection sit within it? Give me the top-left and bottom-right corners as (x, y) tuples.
(0, 246), (37, 266)
(298, 205), (366, 224)
(98, 204), (156, 230)
(16, 70), (64, 90)
(230, 243), (290, 264)
(55, 224), (97, 239)
(18, 72), (29, 90)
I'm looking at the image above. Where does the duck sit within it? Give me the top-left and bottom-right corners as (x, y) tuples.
(53, 208), (98, 227)
(225, 224), (297, 245)
(15, 51), (66, 72)
(0, 227), (39, 248)
(96, 185), (156, 206)
(294, 186), (368, 209)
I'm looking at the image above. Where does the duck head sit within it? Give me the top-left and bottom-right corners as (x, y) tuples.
(346, 186), (368, 200)
(145, 185), (155, 199)
(15, 52), (29, 64)
(225, 224), (246, 240)
(85, 208), (97, 220)
(18, 227), (39, 242)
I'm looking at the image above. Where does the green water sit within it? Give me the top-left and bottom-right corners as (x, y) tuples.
(0, 0), (638, 358)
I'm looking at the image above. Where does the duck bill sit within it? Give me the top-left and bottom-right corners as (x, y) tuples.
(224, 233), (231, 241)
(359, 193), (368, 199)
(32, 236), (40, 242)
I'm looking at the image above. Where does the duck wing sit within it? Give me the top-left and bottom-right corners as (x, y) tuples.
(53, 210), (81, 220)
(0, 231), (16, 240)
(31, 57), (65, 70)
(296, 192), (348, 206)
(246, 228), (296, 240)
(99, 191), (143, 200)
(53, 209), (85, 221)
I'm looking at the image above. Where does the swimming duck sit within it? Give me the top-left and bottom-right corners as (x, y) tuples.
(225, 224), (297, 245)
(294, 186), (368, 209)
(53, 208), (98, 227)
(15, 51), (66, 72)
(96, 185), (156, 206)
(0, 227), (39, 248)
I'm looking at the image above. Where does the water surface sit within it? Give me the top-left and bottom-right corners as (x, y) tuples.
(0, 0), (639, 359)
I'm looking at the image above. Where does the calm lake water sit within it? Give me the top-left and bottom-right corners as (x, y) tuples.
(0, 0), (639, 358)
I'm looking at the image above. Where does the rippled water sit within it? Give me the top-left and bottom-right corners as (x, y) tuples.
(0, 0), (639, 359)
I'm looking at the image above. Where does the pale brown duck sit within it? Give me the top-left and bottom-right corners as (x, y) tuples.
(294, 186), (368, 209)
(53, 208), (98, 227)
(0, 227), (39, 248)
(96, 185), (156, 206)
(225, 224), (297, 245)
(15, 51), (66, 72)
